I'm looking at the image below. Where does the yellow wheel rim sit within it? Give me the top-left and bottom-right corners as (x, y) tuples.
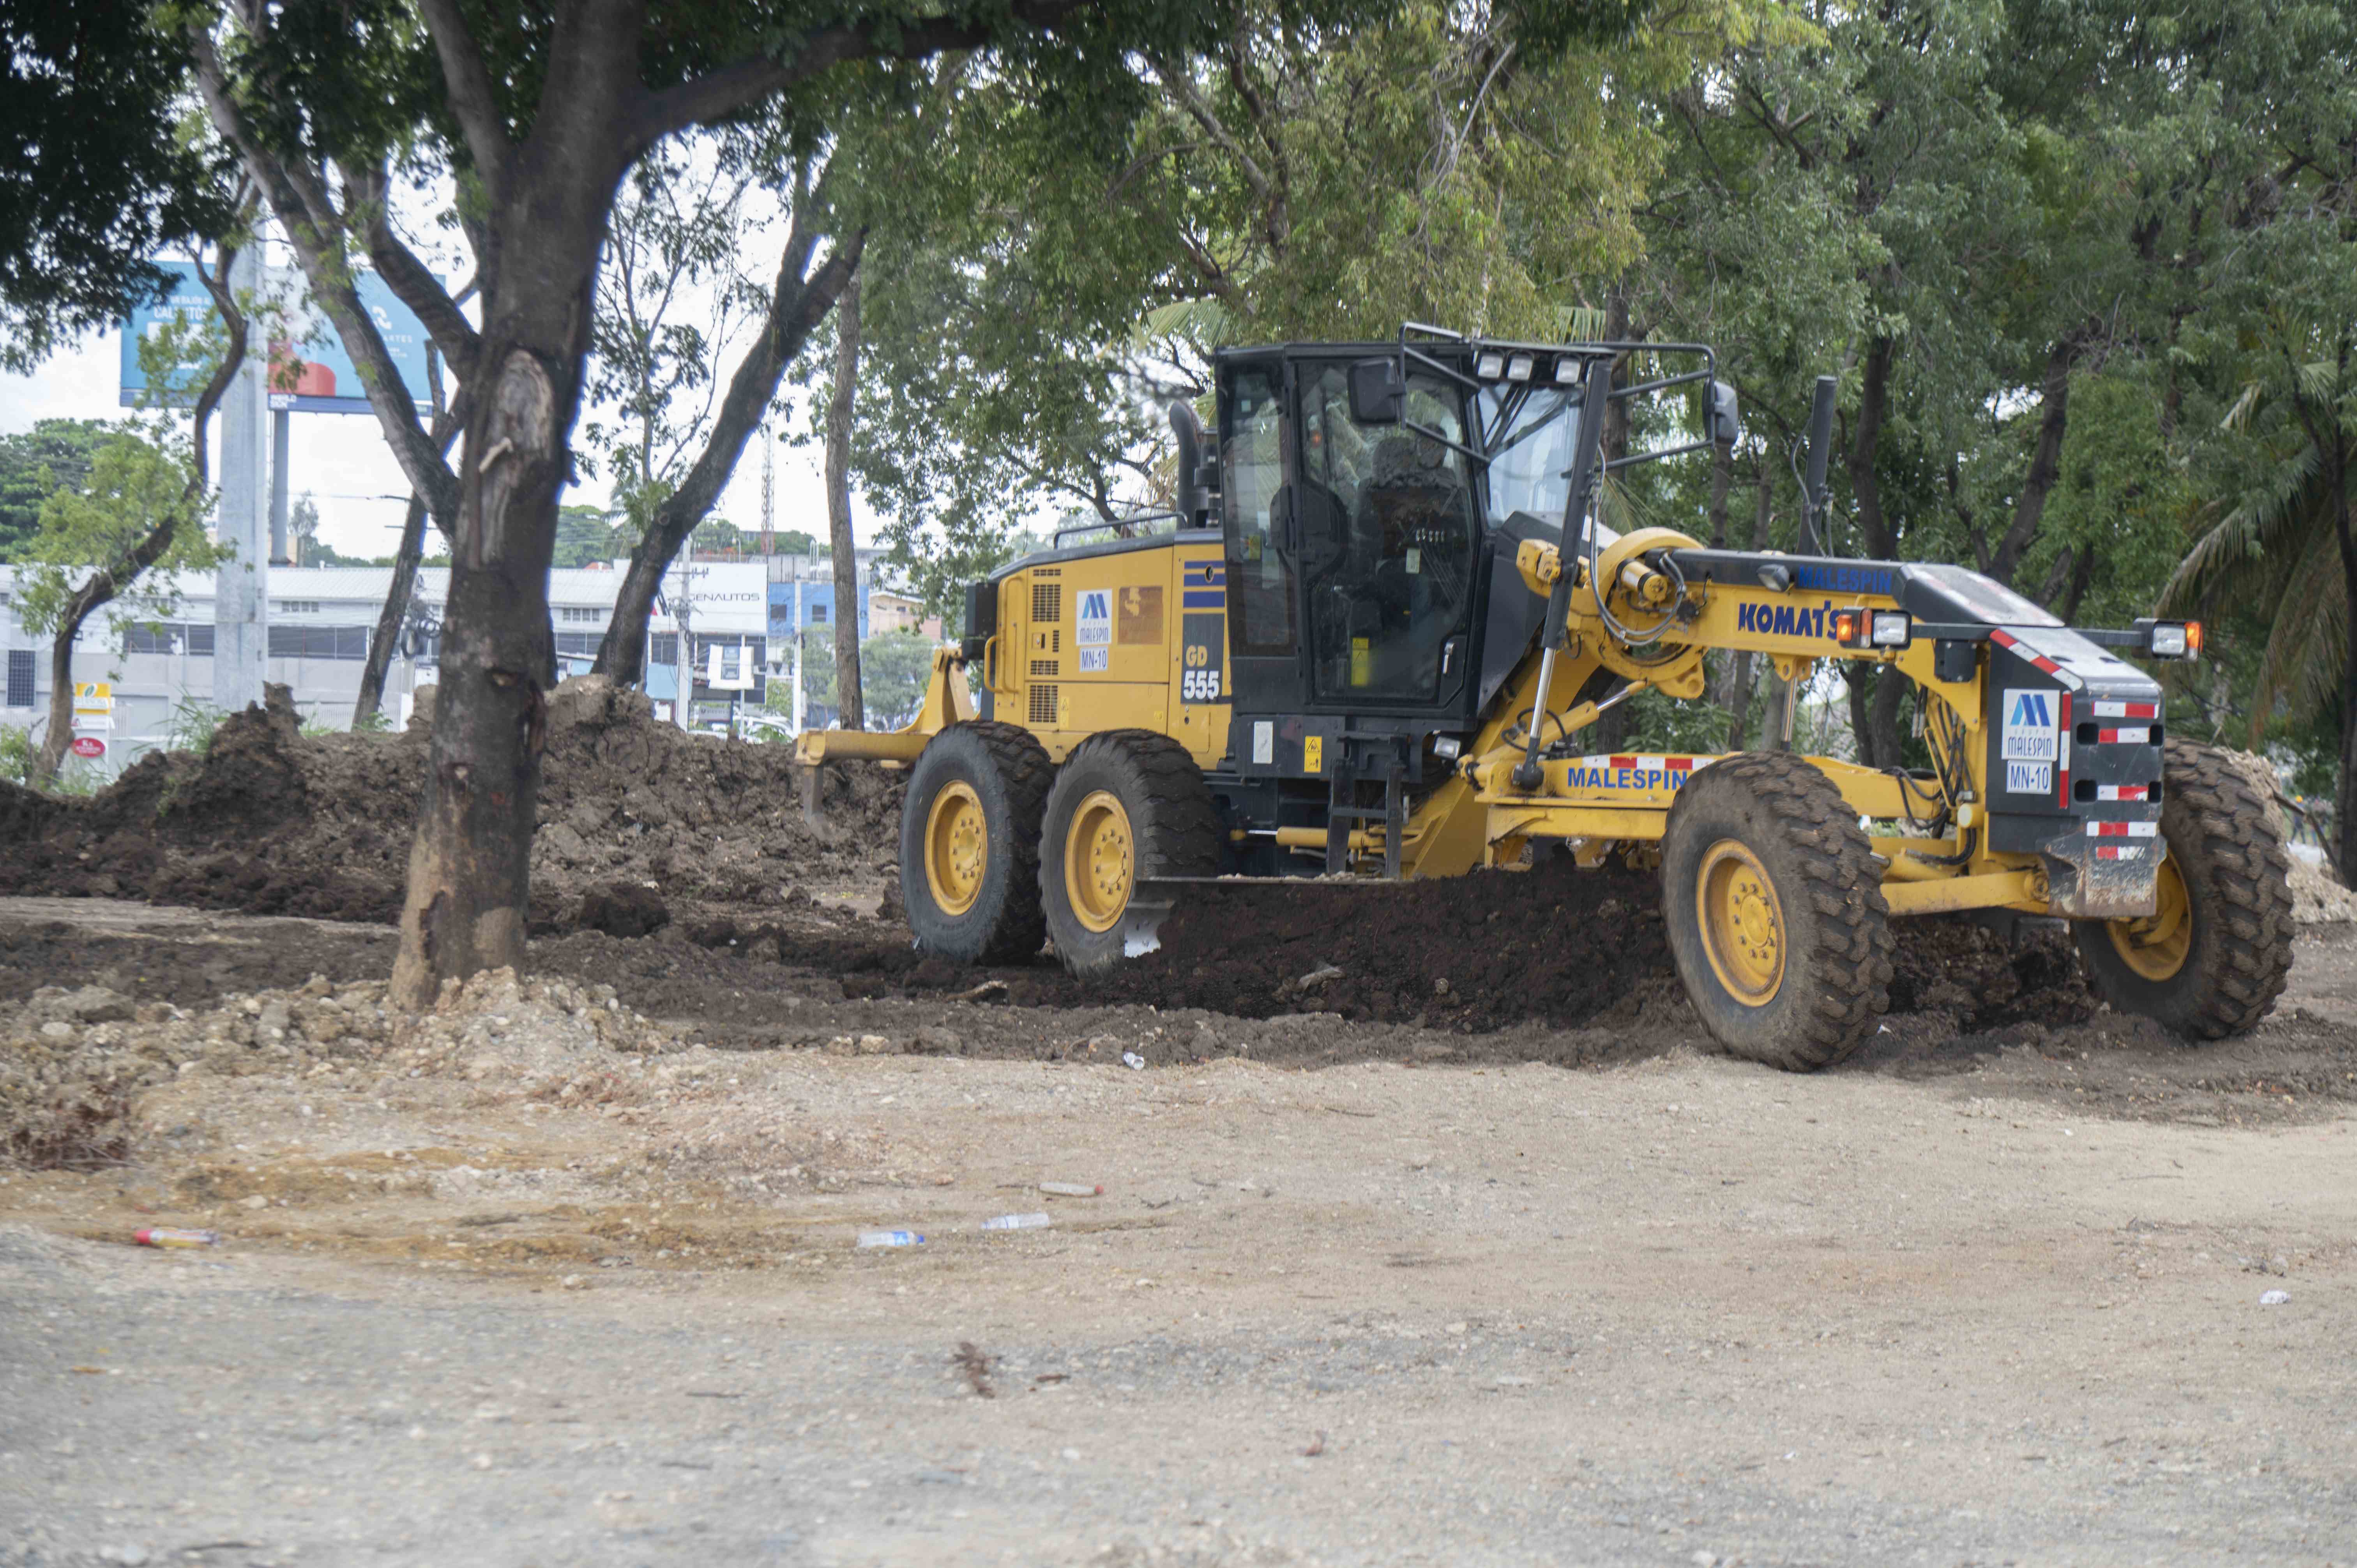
(924, 780), (988, 917)
(1696, 839), (1786, 1007)
(2107, 853), (2192, 982)
(1063, 789), (1135, 934)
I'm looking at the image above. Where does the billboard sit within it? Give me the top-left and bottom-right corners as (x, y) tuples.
(120, 260), (436, 415)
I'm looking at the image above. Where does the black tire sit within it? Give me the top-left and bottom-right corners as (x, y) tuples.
(899, 721), (1052, 964)
(1039, 730), (1222, 975)
(1660, 752), (1895, 1071)
(2074, 738), (2295, 1039)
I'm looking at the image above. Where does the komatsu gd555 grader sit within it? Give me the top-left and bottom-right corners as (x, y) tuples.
(800, 328), (2294, 1070)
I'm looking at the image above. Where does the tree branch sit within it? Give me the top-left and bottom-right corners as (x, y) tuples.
(634, 1), (1088, 153)
(191, 23), (461, 528)
(412, 0), (515, 197)
(346, 162), (482, 379)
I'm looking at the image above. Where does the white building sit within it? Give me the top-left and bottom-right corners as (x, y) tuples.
(0, 560), (772, 777)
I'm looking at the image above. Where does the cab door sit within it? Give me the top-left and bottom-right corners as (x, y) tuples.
(1217, 356), (1302, 719)
(1293, 358), (1479, 711)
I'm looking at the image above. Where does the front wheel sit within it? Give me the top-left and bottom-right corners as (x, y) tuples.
(1039, 731), (1221, 974)
(2074, 738), (2294, 1038)
(1660, 752), (1894, 1071)
(899, 722), (1052, 964)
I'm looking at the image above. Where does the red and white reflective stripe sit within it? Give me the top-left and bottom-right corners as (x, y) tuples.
(2088, 820), (2160, 838)
(2094, 784), (2150, 802)
(2095, 844), (2144, 861)
(2057, 692), (2073, 808)
(1594, 755), (1703, 773)
(2092, 700), (2158, 720)
(1989, 628), (2083, 690)
(2096, 726), (2152, 744)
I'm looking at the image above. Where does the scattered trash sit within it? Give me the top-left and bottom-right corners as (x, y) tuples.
(132, 1227), (219, 1249)
(858, 1230), (924, 1248)
(1297, 964), (1344, 992)
(1039, 1182), (1104, 1197)
(952, 978), (1009, 1002)
(982, 1213), (1051, 1231)
(2260, 1289), (2290, 1306)
(953, 1341), (996, 1398)
(1120, 1052), (1146, 1070)
(1302, 1430), (1327, 1457)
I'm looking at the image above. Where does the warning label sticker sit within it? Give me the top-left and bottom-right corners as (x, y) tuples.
(1075, 589), (1112, 647)
(2001, 688), (2058, 762)
(2004, 759), (2053, 794)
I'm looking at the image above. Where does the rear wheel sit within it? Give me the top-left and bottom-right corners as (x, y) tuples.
(2074, 738), (2294, 1038)
(1660, 752), (1894, 1070)
(899, 721), (1052, 963)
(1040, 731), (1221, 974)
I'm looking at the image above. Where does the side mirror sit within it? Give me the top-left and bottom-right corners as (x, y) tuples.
(1348, 357), (1403, 426)
(1707, 380), (1742, 447)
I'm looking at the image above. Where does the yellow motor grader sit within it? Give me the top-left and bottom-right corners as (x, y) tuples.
(800, 329), (2293, 1069)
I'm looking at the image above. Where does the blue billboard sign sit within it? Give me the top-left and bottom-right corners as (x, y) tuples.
(120, 260), (436, 415)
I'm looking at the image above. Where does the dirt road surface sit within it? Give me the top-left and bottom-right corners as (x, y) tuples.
(3, 897), (2355, 1567)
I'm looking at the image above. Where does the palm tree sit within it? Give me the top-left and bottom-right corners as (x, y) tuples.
(2167, 347), (2357, 874)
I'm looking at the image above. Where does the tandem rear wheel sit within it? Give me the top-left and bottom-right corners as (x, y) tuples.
(1659, 752), (1896, 1071)
(899, 721), (1054, 964)
(1039, 731), (1222, 974)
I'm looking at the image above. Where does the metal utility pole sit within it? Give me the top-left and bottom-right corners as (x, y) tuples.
(212, 247), (269, 713)
(269, 407), (292, 564)
(791, 578), (805, 731)
(672, 566), (694, 732)
(759, 423), (774, 558)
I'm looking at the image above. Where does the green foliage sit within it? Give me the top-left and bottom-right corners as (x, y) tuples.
(0, 724), (34, 787)
(857, 630), (942, 728)
(160, 697), (228, 758)
(0, 418), (113, 560)
(553, 505), (629, 569)
(763, 627), (938, 727)
(0, 0), (235, 369)
(12, 429), (221, 643)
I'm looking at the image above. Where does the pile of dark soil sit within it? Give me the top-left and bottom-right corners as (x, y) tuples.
(0, 680), (900, 929)
(664, 856), (2093, 1038)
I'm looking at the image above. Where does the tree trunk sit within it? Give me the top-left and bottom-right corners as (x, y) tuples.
(1988, 334), (2079, 587)
(1844, 335), (1894, 558)
(357, 380), (466, 726)
(595, 224), (862, 689)
(357, 494), (432, 727)
(2332, 433), (2356, 882)
(826, 272), (865, 730)
(390, 272), (598, 1008)
(1721, 458), (1770, 750)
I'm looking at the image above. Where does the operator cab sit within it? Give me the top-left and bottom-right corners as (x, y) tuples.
(1207, 332), (1734, 797)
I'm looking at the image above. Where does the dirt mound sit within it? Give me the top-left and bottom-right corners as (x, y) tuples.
(0, 963), (679, 1170)
(0, 678), (901, 929)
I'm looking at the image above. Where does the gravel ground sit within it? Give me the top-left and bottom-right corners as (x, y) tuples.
(3, 901), (2355, 1564)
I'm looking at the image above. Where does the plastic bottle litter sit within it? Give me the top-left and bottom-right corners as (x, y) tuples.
(981, 1213), (1051, 1231)
(133, 1228), (219, 1249)
(857, 1230), (924, 1248)
(1120, 1052), (1146, 1070)
(1039, 1182), (1104, 1197)
(2260, 1289), (2290, 1306)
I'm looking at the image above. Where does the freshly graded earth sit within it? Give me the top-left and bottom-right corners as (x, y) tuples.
(0, 891), (2353, 1567)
